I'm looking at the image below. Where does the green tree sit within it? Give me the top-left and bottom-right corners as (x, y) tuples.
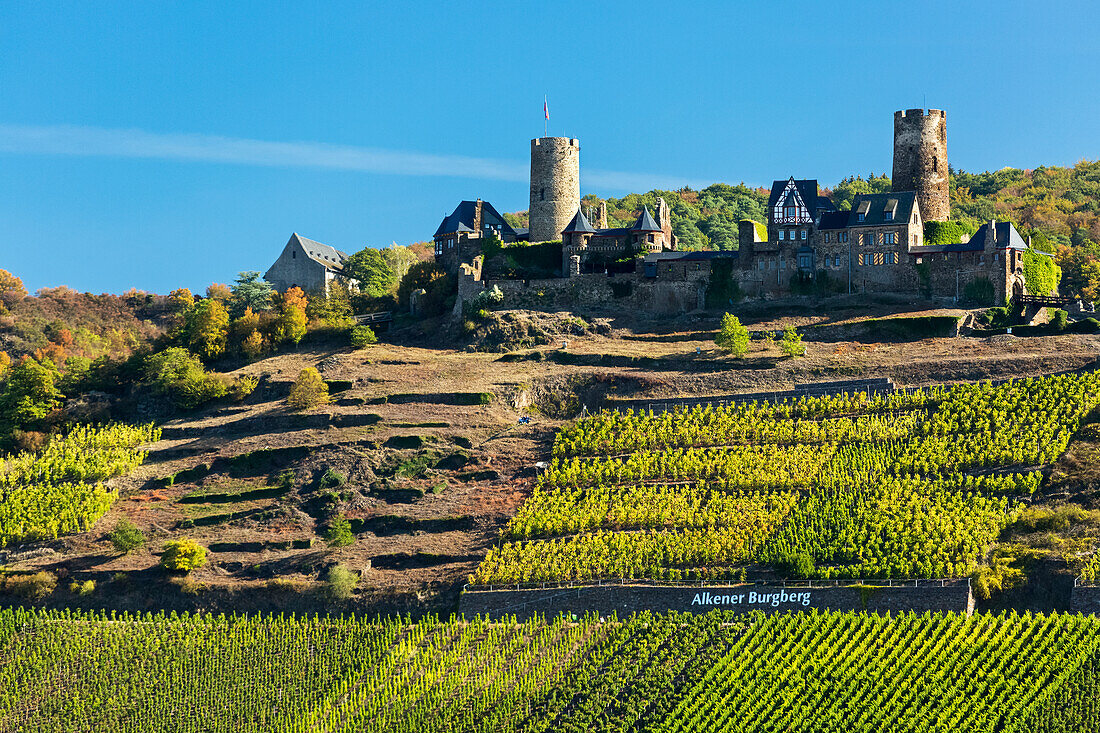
(342, 248), (395, 298)
(325, 514), (355, 547)
(182, 298), (230, 360)
(714, 313), (750, 356)
(143, 347), (228, 409)
(349, 325), (377, 348)
(780, 326), (806, 357)
(0, 357), (63, 431)
(323, 564), (359, 600)
(229, 271), (273, 317)
(109, 519), (146, 554)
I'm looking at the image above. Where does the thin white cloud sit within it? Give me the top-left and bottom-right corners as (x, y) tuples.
(0, 123), (706, 192)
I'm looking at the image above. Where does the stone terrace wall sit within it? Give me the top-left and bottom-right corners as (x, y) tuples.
(1071, 584), (1100, 614)
(484, 275), (703, 315)
(460, 580), (973, 620)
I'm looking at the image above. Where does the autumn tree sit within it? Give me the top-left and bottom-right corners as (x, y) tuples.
(182, 299), (230, 360)
(205, 282), (232, 303)
(0, 269), (27, 307)
(167, 288), (195, 313)
(287, 367), (329, 410)
(273, 287), (308, 346)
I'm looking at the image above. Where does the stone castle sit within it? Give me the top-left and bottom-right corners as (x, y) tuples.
(435, 109), (1049, 310)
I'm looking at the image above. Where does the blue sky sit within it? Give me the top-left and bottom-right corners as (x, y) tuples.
(2, 1), (1098, 294)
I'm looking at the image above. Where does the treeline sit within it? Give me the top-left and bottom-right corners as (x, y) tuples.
(506, 160), (1100, 297)
(0, 238), (457, 451)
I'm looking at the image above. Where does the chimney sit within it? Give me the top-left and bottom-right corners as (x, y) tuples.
(474, 199), (484, 235)
(989, 219), (996, 243)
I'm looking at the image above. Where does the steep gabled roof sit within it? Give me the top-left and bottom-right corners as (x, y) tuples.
(563, 208), (597, 234)
(290, 233), (349, 271)
(768, 178), (819, 211)
(847, 192), (916, 227)
(972, 220), (1029, 251)
(433, 200), (518, 239)
(632, 206), (661, 232)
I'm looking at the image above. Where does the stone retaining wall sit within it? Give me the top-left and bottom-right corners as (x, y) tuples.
(460, 581), (973, 620)
(1071, 585), (1100, 614)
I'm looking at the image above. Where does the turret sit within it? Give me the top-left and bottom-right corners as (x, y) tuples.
(529, 137), (580, 243)
(892, 109), (949, 222)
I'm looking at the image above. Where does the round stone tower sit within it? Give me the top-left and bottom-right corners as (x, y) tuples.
(529, 137), (580, 243)
(892, 109), (949, 222)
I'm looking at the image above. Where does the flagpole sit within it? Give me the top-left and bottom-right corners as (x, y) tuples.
(543, 95), (548, 138)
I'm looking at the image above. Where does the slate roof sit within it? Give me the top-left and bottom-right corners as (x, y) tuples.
(846, 192), (917, 227)
(562, 208), (597, 234)
(632, 206), (662, 232)
(291, 233), (349, 271)
(817, 211), (850, 230)
(768, 179), (819, 211)
(433, 200), (518, 239)
(909, 221), (1030, 254)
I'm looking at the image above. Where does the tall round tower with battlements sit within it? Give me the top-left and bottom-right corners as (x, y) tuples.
(892, 109), (949, 222)
(529, 137), (580, 243)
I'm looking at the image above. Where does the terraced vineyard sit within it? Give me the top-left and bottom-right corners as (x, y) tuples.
(473, 373), (1100, 584)
(2, 608), (1098, 732)
(0, 423), (160, 547)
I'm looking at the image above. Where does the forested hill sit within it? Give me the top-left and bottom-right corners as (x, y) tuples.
(505, 160), (1100, 299)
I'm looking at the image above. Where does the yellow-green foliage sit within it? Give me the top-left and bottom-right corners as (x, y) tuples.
(160, 539), (208, 572)
(1023, 248), (1061, 296)
(0, 423), (159, 547)
(287, 368), (329, 410)
(473, 372), (1100, 585)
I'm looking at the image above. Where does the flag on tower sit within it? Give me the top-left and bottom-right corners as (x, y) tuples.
(544, 96), (549, 120)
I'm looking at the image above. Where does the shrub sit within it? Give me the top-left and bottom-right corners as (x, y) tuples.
(1051, 308), (1068, 331)
(4, 571), (58, 600)
(70, 579), (95, 596)
(287, 367), (330, 410)
(160, 539), (208, 573)
(230, 374), (259, 402)
(349, 325), (378, 348)
(325, 514), (355, 548)
(777, 552), (815, 578)
(323, 564), (359, 600)
(780, 326), (806, 357)
(1022, 249), (1061, 297)
(144, 347), (228, 410)
(109, 518), (146, 554)
(319, 468), (346, 488)
(715, 313), (750, 356)
(962, 277), (996, 306)
(454, 392), (493, 406)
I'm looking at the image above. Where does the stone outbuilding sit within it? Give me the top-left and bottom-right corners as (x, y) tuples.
(263, 233), (357, 294)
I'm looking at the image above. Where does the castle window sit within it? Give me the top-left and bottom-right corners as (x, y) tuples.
(884, 232), (896, 244)
(824, 233), (830, 243)
(834, 256), (841, 267)
(785, 205), (797, 218)
(800, 230), (807, 240)
(292, 251), (296, 258)
(778, 230), (785, 241)
(864, 233), (875, 246)
(839, 232), (849, 243)
(540, 188), (545, 201)
(884, 211), (893, 221)
(912, 234), (918, 245)
(858, 213), (865, 222)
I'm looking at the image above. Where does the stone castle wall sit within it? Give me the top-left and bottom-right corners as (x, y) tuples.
(529, 137), (580, 243)
(893, 109), (949, 222)
(481, 274), (703, 315)
(1071, 584), (1100, 614)
(460, 580), (974, 620)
